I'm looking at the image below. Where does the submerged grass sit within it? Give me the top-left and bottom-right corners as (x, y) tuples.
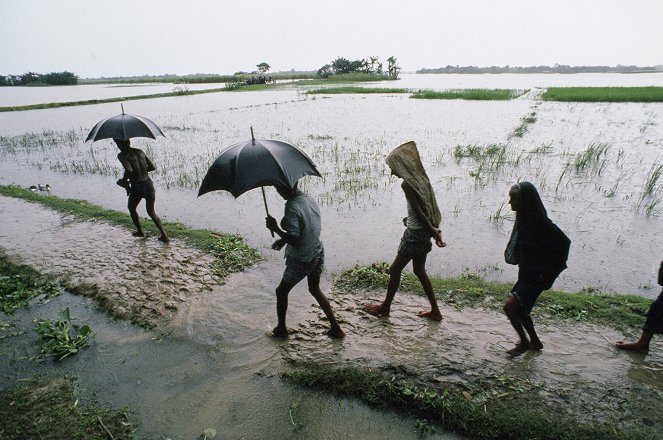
(411, 89), (524, 100)
(0, 377), (133, 440)
(336, 263), (651, 330)
(306, 86), (410, 94)
(542, 87), (663, 102)
(284, 364), (649, 440)
(0, 185), (262, 279)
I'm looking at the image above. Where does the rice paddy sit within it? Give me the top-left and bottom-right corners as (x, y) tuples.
(543, 86), (663, 102)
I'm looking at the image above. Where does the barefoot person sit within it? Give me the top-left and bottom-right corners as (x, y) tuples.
(115, 139), (169, 242)
(364, 141), (446, 321)
(616, 260), (663, 354)
(503, 181), (570, 356)
(265, 183), (345, 339)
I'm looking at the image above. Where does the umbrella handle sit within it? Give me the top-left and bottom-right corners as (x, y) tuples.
(262, 187), (274, 237)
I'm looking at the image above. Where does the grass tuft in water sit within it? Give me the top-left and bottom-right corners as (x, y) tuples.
(411, 89), (524, 100)
(542, 87), (663, 102)
(0, 377), (133, 439)
(34, 307), (94, 361)
(284, 364), (648, 440)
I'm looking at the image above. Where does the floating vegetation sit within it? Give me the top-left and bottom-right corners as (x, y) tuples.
(542, 86), (663, 102)
(34, 308), (94, 361)
(411, 88), (525, 100)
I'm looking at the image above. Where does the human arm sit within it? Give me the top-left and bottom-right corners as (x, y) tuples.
(265, 215), (301, 248)
(402, 182), (445, 247)
(144, 153), (156, 172)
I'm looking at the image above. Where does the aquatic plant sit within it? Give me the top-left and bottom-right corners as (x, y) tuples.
(411, 89), (524, 100)
(0, 378), (133, 440)
(510, 111), (537, 138)
(285, 365), (647, 440)
(0, 253), (61, 314)
(542, 86), (663, 102)
(34, 308), (94, 361)
(573, 140), (610, 174)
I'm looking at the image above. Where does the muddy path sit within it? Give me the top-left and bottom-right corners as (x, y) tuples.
(1, 194), (662, 438)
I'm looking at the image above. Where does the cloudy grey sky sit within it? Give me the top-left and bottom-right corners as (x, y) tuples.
(1, 0), (661, 78)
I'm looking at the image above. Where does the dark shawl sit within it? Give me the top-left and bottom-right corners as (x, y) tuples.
(505, 181), (570, 276)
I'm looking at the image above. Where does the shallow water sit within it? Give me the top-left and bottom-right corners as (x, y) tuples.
(2, 195), (663, 437)
(1, 79), (661, 296)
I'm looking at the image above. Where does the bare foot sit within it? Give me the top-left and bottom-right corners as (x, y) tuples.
(158, 235), (170, 243)
(271, 326), (288, 339)
(132, 231), (145, 238)
(529, 340), (543, 351)
(327, 327), (346, 339)
(364, 303), (389, 317)
(417, 310), (443, 321)
(616, 341), (649, 354)
(507, 342), (530, 356)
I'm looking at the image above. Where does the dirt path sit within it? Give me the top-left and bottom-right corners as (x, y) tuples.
(0, 195), (217, 327)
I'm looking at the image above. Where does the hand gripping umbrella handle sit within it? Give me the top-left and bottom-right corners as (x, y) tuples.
(262, 187), (274, 237)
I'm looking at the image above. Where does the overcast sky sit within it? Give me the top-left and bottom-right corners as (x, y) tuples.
(1, 0), (661, 78)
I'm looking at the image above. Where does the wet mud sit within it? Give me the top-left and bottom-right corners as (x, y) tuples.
(0, 196), (217, 327)
(1, 195), (662, 438)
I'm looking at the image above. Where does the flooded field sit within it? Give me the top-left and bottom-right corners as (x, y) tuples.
(1, 73), (663, 438)
(1, 73), (662, 296)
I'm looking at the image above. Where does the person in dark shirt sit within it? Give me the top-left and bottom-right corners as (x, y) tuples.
(616, 261), (663, 354)
(115, 139), (169, 242)
(503, 181), (570, 356)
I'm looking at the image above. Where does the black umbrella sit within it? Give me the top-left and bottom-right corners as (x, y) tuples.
(85, 104), (164, 142)
(198, 128), (321, 233)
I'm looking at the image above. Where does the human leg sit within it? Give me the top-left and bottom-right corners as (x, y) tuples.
(503, 296), (530, 356)
(145, 195), (169, 242)
(412, 253), (442, 321)
(273, 280), (295, 338)
(127, 194), (144, 237)
(307, 271), (345, 338)
(364, 253), (410, 317)
(616, 330), (653, 354)
(521, 314), (543, 350)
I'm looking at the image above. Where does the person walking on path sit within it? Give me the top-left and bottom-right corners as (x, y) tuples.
(503, 181), (570, 356)
(616, 260), (663, 354)
(265, 184), (345, 339)
(364, 141), (446, 321)
(115, 139), (169, 242)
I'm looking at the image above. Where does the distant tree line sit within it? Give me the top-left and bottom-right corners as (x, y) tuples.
(417, 64), (662, 74)
(317, 56), (401, 79)
(0, 71), (78, 86)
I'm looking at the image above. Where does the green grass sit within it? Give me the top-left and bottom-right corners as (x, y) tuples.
(542, 87), (663, 102)
(296, 72), (392, 85)
(306, 86), (411, 95)
(284, 365), (649, 440)
(0, 251), (61, 314)
(411, 89), (524, 100)
(336, 263), (652, 330)
(0, 185), (262, 279)
(0, 378), (133, 440)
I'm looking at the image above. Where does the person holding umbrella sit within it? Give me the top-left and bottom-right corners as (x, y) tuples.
(86, 105), (169, 242)
(115, 139), (169, 242)
(265, 183), (345, 339)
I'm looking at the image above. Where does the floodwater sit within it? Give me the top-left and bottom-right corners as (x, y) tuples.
(1, 73), (662, 295)
(1, 196), (662, 438)
(1, 73), (663, 438)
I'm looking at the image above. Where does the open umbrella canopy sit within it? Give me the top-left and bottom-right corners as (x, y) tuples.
(86, 107), (164, 142)
(198, 137), (321, 198)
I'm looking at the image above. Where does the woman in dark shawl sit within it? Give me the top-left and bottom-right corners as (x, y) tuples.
(616, 260), (663, 354)
(503, 181), (570, 356)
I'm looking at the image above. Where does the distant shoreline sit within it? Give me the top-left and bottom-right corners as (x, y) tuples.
(417, 65), (662, 74)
